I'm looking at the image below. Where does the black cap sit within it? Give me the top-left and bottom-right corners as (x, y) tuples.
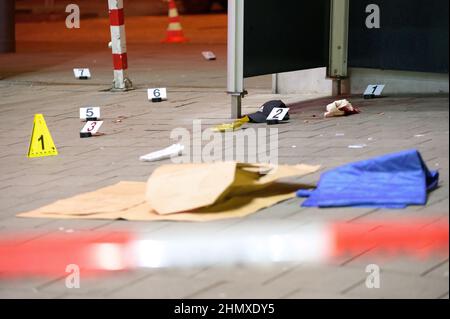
(247, 100), (290, 123)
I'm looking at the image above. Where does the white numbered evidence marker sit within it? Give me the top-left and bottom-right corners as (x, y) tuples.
(364, 84), (385, 99)
(79, 107), (100, 121)
(202, 51), (216, 60)
(147, 88), (167, 102)
(266, 107), (290, 125)
(73, 68), (91, 80)
(80, 121), (103, 138)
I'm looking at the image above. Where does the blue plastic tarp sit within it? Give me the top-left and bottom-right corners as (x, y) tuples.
(297, 149), (439, 208)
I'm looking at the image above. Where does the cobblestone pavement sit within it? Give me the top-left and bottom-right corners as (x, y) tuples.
(0, 16), (448, 299)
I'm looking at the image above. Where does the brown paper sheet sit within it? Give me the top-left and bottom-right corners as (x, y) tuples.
(18, 163), (320, 222)
(146, 162), (320, 215)
(18, 182), (310, 222)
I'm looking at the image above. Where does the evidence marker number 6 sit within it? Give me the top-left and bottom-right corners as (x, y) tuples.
(148, 88), (167, 103)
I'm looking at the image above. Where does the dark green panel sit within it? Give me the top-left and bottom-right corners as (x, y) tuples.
(348, 0), (449, 73)
(243, 0), (330, 78)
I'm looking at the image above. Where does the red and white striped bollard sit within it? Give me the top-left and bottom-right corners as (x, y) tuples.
(108, 0), (132, 90)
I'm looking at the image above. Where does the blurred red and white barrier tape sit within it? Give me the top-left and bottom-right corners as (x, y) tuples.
(0, 219), (447, 278)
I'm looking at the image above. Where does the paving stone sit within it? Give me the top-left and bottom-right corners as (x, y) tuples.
(343, 271), (449, 299)
(0, 288), (63, 299)
(38, 271), (153, 296)
(422, 260), (449, 279)
(106, 275), (225, 299)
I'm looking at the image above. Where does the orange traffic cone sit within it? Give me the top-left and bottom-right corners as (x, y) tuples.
(161, 0), (188, 43)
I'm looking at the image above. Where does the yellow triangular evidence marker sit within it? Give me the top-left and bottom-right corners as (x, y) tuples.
(27, 114), (58, 158)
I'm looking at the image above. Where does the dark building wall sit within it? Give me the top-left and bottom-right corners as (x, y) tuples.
(0, 0), (15, 53)
(243, 0), (330, 78)
(348, 0), (449, 73)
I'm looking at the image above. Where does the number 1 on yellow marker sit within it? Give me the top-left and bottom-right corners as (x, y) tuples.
(27, 114), (58, 158)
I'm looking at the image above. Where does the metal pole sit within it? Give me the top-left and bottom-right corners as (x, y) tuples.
(328, 0), (349, 96)
(0, 0), (15, 53)
(272, 74), (278, 94)
(231, 94), (242, 119)
(108, 0), (133, 91)
(227, 0), (244, 119)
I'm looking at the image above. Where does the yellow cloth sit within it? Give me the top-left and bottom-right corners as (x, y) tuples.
(212, 116), (249, 132)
